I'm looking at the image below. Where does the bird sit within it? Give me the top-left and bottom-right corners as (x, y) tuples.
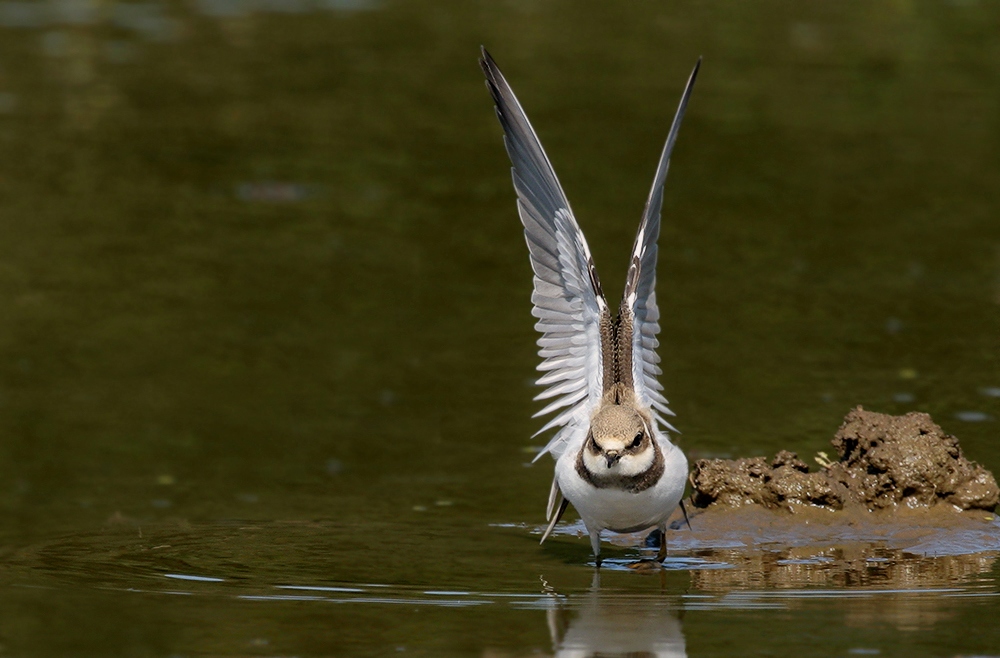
(480, 47), (700, 565)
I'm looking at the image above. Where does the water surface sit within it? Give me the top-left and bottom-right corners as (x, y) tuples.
(1, 1), (1000, 655)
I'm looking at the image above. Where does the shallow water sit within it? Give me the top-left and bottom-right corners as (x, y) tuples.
(1, 0), (1000, 655)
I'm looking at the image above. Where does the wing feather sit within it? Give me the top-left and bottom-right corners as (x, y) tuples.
(533, 388), (589, 418)
(536, 367), (587, 386)
(623, 59), (700, 434)
(536, 355), (586, 371)
(482, 48), (607, 460)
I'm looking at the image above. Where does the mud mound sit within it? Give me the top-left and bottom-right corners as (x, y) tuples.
(690, 407), (999, 512)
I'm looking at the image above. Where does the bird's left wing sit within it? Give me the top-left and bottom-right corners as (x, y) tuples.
(623, 59), (700, 433)
(481, 48), (608, 460)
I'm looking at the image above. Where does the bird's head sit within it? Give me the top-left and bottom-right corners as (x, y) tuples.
(583, 403), (655, 476)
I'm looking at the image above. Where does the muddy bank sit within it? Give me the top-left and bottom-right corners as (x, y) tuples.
(690, 407), (999, 512)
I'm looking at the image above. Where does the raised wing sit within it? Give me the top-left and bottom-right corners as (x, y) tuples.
(623, 58), (700, 433)
(481, 48), (608, 460)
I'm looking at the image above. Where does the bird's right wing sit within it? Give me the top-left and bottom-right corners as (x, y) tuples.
(481, 48), (608, 461)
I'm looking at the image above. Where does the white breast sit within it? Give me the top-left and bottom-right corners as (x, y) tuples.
(555, 435), (688, 534)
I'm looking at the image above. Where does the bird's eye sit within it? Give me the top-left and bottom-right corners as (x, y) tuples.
(631, 432), (643, 448)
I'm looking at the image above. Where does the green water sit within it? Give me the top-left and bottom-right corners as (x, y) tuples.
(2, 0), (1000, 655)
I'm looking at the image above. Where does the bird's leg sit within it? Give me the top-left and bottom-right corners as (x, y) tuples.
(627, 529), (666, 572)
(589, 528), (602, 568)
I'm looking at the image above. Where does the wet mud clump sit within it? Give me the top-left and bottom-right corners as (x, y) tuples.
(690, 407), (999, 512)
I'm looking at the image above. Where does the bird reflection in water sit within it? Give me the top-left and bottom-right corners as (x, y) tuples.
(543, 572), (686, 657)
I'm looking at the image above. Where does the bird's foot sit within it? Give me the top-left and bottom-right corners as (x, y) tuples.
(626, 559), (663, 573)
(656, 539), (667, 563)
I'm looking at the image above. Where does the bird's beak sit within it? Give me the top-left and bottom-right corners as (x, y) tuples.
(604, 450), (621, 468)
